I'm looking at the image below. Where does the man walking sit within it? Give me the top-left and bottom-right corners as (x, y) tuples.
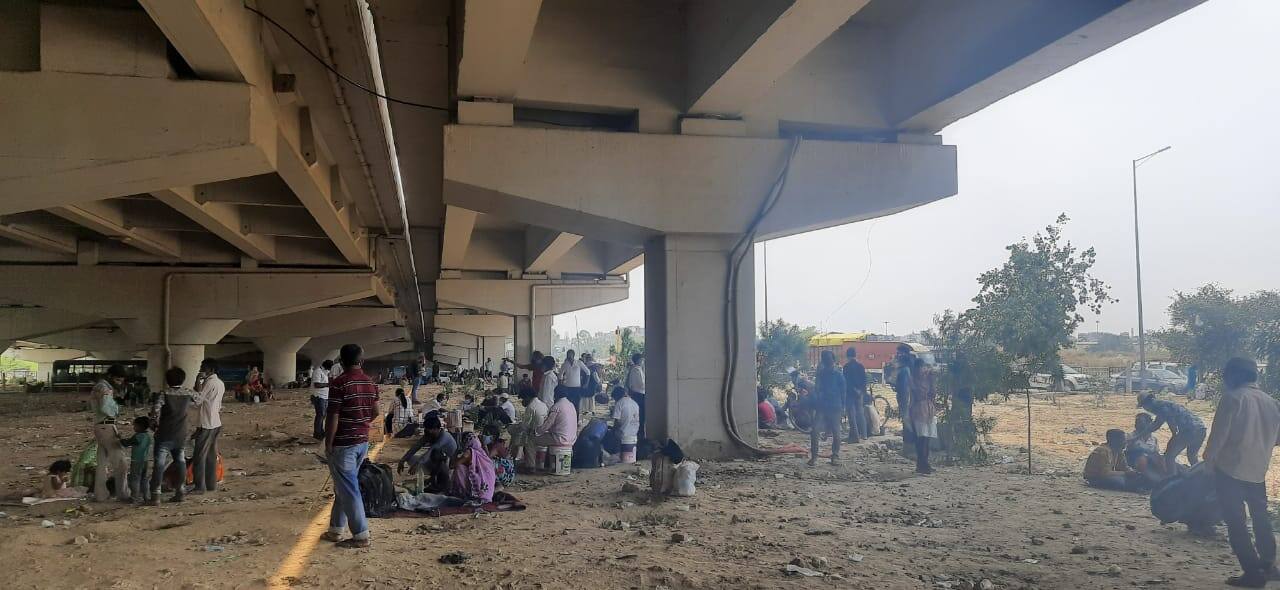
(150, 367), (194, 505)
(310, 360), (331, 439)
(321, 344), (379, 548)
(88, 364), (130, 502)
(1203, 358), (1280, 588)
(843, 347), (867, 443)
(191, 358), (225, 494)
(809, 350), (846, 466)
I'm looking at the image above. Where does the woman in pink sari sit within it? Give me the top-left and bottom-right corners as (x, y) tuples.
(450, 432), (495, 505)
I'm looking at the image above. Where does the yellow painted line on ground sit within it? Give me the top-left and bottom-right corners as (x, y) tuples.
(268, 440), (386, 589)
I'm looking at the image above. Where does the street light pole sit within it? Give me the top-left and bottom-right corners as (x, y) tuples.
(1132, 146), (1171, 391)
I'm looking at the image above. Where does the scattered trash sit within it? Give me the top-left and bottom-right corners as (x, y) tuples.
(203, 545), (225, 552)
(848, 554), (864, 563)
(979, 580), (995, 590)
(783, 564), (823, 577)
(670, 532), (690, 543)
(805, 529), (835, 536)
(69, 535), (89, 546)
(439, 551), (469, 565)
(41, 520), (55, 528)
(1070, 545), (1088, 555)
(1106, 565), (1122, 577)
(599, 520), (630, 531)
(1021, 559), (1039, 564)
(620, 482), (641, 494)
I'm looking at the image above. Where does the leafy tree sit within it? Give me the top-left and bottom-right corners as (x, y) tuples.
(756, 319), (816, 392)
(603, 327), (645, 385)
(1247, 291), (1280, 393)
(1154, 285), (1252, 374)
(921, 309), (1011, 402)
(962, 214), (1115, 380)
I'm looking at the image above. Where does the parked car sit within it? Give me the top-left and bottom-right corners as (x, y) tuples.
(1129, 361), (1184, 376)
(1030, 364), (1092, 391)
(1111, 368), (1188, 394)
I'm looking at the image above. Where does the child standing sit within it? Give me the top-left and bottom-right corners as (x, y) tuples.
(120, 416), (153, 504)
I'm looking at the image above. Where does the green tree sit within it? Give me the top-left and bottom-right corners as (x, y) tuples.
(756, 319), (816, 392)
(604, 327), (645, 385)
(921, 309), (1010, 402)
(962, 214), (1115, 381)
(1247, 291), (1280, 394)
(1154, 285), (1252, 375)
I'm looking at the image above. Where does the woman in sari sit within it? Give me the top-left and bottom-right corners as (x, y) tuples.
(245, 367), (271, 401)
(450, 432), (495, 505)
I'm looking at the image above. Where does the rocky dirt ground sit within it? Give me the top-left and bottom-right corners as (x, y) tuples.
(0, 386), (1266, 589)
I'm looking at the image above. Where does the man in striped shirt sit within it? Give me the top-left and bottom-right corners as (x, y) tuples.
(321, 344), (379, 548)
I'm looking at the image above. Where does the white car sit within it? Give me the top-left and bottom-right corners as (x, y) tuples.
(1030, 364), (1091, 392)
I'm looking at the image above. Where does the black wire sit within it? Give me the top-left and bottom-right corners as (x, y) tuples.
(243, 3), (452, 113)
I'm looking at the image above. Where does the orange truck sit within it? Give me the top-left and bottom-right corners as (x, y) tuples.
(806, 332), (928, 383)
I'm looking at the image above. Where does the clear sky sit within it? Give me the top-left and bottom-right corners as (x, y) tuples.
(558, 0), (1280, 338)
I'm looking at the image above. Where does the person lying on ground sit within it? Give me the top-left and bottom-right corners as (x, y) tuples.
(1126, 413), (1168, 483)
(1084, 429), (1143, 492)
(1137, 393), (1206, 474)
(398, 413), (457, 494)
(450, 432), (496, 505)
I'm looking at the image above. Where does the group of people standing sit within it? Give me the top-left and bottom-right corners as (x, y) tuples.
(87, 359), (225, 505)
(801, 345), (921, 470)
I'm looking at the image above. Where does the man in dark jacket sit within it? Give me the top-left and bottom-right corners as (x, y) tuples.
(809, 350), (846, 467)
(150, 366), (194, 505)
(843, 347), (867, 443)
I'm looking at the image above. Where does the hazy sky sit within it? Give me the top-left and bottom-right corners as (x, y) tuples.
(558, 0), (1280, 338)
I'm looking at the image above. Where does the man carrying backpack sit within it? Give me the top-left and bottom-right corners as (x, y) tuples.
(322, 344), (379, 549)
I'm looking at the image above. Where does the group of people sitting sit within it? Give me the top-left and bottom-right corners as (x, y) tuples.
(1083, 391), (1207, 491)
(232, 366), (272, 403)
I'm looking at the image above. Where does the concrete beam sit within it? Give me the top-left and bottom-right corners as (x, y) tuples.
(27, 327), (137, 356)
(444, 125), (957, 243)
(138, 0), (264, 84)
(50, 200), (182, 259)
(363, 340), (414, 360)
(0, 308), (101, 342)
(889, 0), (1205, 132)
(196, 174), (303, 208)
(431, 354), (462, 367)
(524, 228), (583, 273)
(434, 314), (513, 338)
(153, 187), (277, 261)
(456, 0), (544, 100)
(0, 219), (78, 255)
(273, 121), (369, 265)
(434, 331), (480, 349)
(300, 325), (408, 361)
(436, 279), (629, 317)
(434, 343), (471, 360)
(238, 206), (327, 239)
(609, 253), (644, 275)
(440, 206), (478, 269)
(0, 72), (273, 214)
(685, 0), (869, 116)
(233, 307), (400, 339)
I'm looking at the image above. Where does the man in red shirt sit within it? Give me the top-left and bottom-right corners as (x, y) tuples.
(321, 344), (379, 548)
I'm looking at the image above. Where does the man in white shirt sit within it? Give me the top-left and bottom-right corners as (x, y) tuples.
(559, 349), (588, 412)
(538, 356), (559, 407)
(611, 388), (641, 460)
(512, 389), (549, 469)
(500, 396), (518, 422)
(310, 360), (331, 439)
(484, 358), (493, 379)
(626, 352), (646, 439)
(191, 358), (226, 494)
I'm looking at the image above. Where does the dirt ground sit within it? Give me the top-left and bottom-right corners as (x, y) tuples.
(0, 385), (1264, 589)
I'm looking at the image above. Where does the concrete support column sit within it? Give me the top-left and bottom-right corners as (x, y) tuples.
(644, 234), (757, 458)
(35, 362), (54, 383)
(254, 336), (310, 388)
(146, 344), (206, 390)
(482, 336), (508, 366)
(514, 315), (553, 366)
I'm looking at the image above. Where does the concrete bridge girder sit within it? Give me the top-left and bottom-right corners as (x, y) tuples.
(232, 307), (402, 339)
(433, 314), (512, 338)
(435, 279), (629, 318)
(434, 331), (480, 350)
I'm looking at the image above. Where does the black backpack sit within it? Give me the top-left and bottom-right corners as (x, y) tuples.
(357, 460), (398, 517)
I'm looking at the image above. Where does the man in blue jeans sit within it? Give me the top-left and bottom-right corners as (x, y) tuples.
(150, 367), (193, 505)
(322, 344), (379, 548)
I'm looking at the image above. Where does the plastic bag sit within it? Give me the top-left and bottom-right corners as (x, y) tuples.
(672, 460), (699, 497)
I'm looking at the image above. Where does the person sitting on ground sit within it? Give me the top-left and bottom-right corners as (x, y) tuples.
(118, 416), (153, 504)
(533, 387), (578, 468)
(1084, 429), (1142, 491)
(487, 435), (516, 489)
(462, 393), (476, 413)
(450, 432), (496, 505)
(757, 387), (777, 429)
(398, 413), (457, 494)
(423, 392), (445, 415)
(384, 388), (418, 439)
(40, 460), (83, 499)
(475, 396), (514, 446)
(499, 395), (517, 422)
(1126, 413), (1167, 483)
(245, 366), (271, 401)
(510, 389), (549, 470)
(1137, 392), (1207, 474)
